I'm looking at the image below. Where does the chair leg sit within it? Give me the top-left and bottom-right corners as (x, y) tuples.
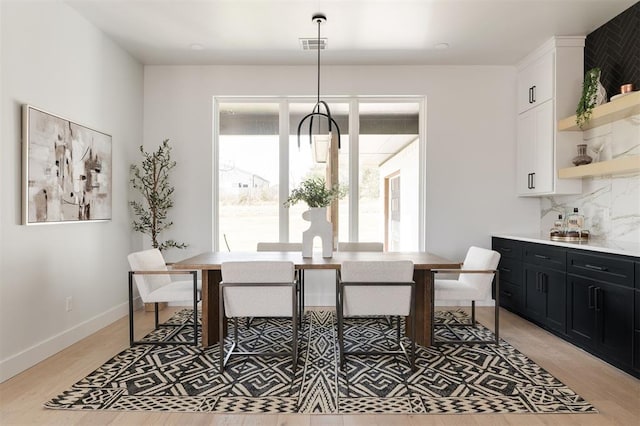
(336, 276), (345, 369)
(471, 300), (476, 326)
(219, 286), (225, 373)
(234, 318), (239, 345)
(154, 303), (160, 329)
(193, 271), (198, 346)
(128, 272), (135, 346)
(494, 271), (500, 345)
(292, 285), (298, 370)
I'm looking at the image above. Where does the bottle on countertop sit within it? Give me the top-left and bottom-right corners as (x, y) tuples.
(566, 208), (585, 235)
(550, 214), (564, 236)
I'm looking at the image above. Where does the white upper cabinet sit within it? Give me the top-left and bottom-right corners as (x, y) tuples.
(517, 52), (554, 114)
(517, 100), (554, 194)
(516, 37), (584, 197)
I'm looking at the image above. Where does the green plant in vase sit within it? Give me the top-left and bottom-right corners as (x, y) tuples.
(284, 176), (345, 208)
(576, 67), (601, 129)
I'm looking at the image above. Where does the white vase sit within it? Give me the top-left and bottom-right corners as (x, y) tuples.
(301, 207), (333, 258)
(595, 80), (607, 106)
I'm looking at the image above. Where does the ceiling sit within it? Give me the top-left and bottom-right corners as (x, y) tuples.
(66, 0), (636, 66)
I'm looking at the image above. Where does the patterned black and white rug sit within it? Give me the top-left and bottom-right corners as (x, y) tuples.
(45, 309), (596, 414)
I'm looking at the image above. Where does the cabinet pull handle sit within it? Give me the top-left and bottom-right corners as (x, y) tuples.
(531, 85), (536, 103)
(528, 87), (533, 103)
(594, 287), (602, 312)
(531, 172), (535, 189)
(587, 285), (595, 309)
(501, 290), (513, 297)
(585, 264), (608, 272)
(534, 254), (550, 260)
(500, 267), (512, 273)
(500, 247), (512, 253)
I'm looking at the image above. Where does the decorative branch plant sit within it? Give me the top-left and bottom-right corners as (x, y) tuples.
(130, 139), (187, 251)
(576, 67), (601, 129)
(284, 176), (345, 208)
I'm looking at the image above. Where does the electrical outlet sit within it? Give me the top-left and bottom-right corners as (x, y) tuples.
(66, 296), (73, 312)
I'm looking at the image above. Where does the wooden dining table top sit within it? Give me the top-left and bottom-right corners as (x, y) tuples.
(172, 250), (461, 270)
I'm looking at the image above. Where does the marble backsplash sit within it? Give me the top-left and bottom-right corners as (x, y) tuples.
(541, 113), (640, 244)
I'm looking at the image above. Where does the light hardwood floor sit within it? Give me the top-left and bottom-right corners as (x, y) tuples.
(1, 307), (638, 425)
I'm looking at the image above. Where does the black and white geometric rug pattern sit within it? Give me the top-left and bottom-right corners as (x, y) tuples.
(44, 309), (597, 414)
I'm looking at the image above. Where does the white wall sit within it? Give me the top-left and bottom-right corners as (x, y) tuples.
(0, 1), (143, 381)
(144, 65), (540, 264)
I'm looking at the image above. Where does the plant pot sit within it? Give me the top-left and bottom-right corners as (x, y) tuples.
(301, 207), (333, 258)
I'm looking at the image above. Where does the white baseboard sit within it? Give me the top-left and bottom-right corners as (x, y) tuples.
(0, 300), (132, 383)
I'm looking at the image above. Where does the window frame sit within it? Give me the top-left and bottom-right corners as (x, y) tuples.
(212, 96), (427, 252)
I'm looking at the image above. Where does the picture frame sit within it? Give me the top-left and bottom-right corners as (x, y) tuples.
(22, 105), (112, 225)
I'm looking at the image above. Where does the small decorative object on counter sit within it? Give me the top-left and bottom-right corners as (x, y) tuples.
(551, 208), (589, 241)
(549, 214), (565, 238)
(572, 144), (593, 166)
(620, 83), (634, 94)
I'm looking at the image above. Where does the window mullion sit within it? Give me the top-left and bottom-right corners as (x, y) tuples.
(279, 100), (290, 243)
(349, 98), (359, 242)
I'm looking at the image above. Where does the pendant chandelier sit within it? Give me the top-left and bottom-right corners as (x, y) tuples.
(297, 13), (341, 163)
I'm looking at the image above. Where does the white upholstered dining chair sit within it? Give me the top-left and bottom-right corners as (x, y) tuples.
(219, 261), (298, 373)
(256, 242), (304, 324)
(432, 246), (501, 345)
(337, 260), (416, 371)
(127, 248), (201, 346)
(337, 242), (384, 252)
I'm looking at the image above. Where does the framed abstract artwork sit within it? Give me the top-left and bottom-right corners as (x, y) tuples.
(22, 105), (112, 224)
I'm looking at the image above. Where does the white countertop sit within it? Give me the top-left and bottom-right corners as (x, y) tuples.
(494, 234), (640, 258)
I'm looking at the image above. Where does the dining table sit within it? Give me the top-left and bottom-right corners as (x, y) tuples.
(172, 251), (460, 348)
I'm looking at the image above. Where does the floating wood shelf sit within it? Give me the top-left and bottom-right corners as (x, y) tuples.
(558, 155), (640, 179)
(558, 91), (640, 131)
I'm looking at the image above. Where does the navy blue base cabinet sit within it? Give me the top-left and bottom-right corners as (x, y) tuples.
(492, 237), (638, 378)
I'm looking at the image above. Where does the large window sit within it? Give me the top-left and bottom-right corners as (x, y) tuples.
(218, 102), (279, 251)
(214, 97), (424, 252)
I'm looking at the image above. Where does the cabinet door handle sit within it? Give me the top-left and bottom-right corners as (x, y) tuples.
(585, 264), (608, 272)
(587, 285), (595, 309)
(534, 254), (550, 260)
(531, 172), (535, 189)
(528, 87), (532, 103)
(594, 287), (602, 312)
(501, 290), (513, 297)
(531, 85), (536, 103)
(500, 247), (512, 253)
(500, 267), (511, 273)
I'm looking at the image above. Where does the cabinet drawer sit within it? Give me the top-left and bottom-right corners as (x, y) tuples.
(523, 243), (566, 271)
(492, 238), (522, 260)
(497, 257), (522, 285)
(499, 281), (522, 312)
(567, 251), (634, 287)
